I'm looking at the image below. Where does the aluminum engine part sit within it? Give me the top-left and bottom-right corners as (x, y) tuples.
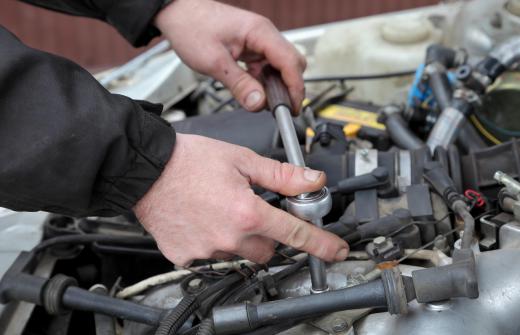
(355, 249), (520, 335)
(499, 220), (520, 249)
(124, 281), (185, 335)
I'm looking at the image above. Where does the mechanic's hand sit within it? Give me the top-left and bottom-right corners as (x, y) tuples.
(134, 134), (349, 266)
(154, 0), (306, 114)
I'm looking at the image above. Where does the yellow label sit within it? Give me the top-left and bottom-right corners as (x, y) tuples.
(319, 105), (386, 130)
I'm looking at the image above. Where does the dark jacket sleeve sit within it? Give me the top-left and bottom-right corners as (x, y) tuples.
(0, 26), (176, 217)
(19, 0), (164, 47)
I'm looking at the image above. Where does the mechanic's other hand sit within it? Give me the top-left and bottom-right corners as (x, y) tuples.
(134, 134), (348, 266)
(154, 0), (306, 114)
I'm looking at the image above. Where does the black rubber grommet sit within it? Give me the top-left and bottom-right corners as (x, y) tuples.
(42, 274), (77, 315)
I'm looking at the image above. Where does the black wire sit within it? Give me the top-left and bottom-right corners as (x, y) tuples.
(210, 97), (236, 114)
(272, 257), (308, 282)
(303, 70), (416, 83)
(32, 234), (155, 254)
(349, 213), (452, 248)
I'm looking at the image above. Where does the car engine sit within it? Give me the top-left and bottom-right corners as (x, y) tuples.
(2, 0), (520, 334)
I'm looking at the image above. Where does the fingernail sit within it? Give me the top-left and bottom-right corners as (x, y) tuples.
(303, 168), (322, 182)
(335, 248), (349, 261)
(245, 91), (262, 109)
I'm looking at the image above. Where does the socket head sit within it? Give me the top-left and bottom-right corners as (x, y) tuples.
(286, 187), (332, 221)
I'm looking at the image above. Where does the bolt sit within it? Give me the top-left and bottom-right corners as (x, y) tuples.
(360, 148), (370, 162)
(373, 236), (387, 249)
(331, 318), (349, 333)
(188, 278), (203, 290)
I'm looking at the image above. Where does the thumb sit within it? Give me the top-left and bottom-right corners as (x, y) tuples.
(241, 152), (327, 196)
(212, 47), (266, 112)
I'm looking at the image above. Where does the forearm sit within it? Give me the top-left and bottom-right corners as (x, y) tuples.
(18, 0), (164, 46)
(0, 27), (175, 216)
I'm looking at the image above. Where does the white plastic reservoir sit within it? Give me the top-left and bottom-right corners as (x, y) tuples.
(309, 14), (444, 105)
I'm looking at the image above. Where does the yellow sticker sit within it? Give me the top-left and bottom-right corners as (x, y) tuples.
(319, 105), (386, 130)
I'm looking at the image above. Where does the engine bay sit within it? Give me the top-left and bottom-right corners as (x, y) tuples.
(3, 0), (520, 334)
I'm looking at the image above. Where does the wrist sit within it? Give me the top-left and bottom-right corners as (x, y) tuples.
(154, 0), (206, 34)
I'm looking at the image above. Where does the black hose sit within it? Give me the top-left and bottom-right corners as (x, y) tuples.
(425, 45), (458, 68)
(344, 231), (361, 244)
(61, 286), (165, 325)
(304, 70), (415, 83)
(428, 71), (452, 110)
(0, 271), (166, 325)
(91, 286), (117, 335)
(195, 318), (215, 335)
(379, 111), (424, 150)
(212, 279), (388, 334)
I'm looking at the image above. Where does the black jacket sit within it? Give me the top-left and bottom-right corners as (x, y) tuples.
(0, 0), (176, 217)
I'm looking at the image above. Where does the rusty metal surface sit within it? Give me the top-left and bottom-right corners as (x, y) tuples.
(0, 0), (438, 69)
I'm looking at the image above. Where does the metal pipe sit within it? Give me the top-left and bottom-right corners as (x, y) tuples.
(308, 219), (328, 292)
(274, 106), (305, 167)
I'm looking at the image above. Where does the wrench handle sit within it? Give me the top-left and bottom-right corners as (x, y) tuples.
(261, 65), (293, 114)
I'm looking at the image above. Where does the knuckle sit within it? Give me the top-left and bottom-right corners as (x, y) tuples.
(286, 222), (310, 250)
(272, 162), (297, 189)
(218, 237), (240, 253)
(251, 15), (272, 28)
(213, 53), (227, 69)
(234, 199), (260, 232)
(230, 72), (252, 97)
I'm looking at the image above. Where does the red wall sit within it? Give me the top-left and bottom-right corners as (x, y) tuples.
(1, 0), (438, 70)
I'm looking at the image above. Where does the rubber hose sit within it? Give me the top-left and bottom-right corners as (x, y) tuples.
(196, 318), (215, 335)
(380, 113), (424, 150)
(429, 71), (452, 111)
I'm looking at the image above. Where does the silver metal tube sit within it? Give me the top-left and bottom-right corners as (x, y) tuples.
(490, 36), (520, 68)
(274, 106), (305, 167)
(309, 218), (329, 293)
